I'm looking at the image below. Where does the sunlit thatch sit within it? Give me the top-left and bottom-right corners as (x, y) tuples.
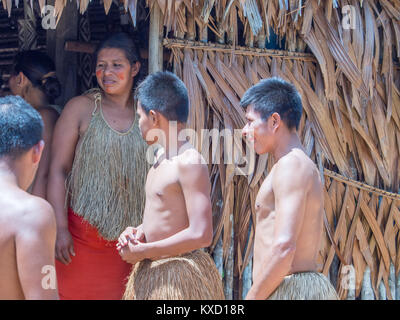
(4, 0), (399, 300)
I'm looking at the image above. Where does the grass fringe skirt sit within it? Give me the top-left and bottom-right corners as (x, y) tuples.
(268, 272), (339, 300)
(123, 250), (225, 300)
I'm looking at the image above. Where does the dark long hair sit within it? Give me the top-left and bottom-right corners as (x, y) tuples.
(12, 50), (61, 104)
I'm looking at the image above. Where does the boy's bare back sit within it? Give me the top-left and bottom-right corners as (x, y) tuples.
(0, 186), (57, 299)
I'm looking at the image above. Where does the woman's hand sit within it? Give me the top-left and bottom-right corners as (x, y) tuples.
(55, 227), (75, 265)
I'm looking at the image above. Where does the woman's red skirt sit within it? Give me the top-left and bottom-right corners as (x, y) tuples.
(55, 208), (132, 300)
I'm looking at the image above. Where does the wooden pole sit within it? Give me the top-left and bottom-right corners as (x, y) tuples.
(200, 24), (208, 43)
(46, 0), (78, 106)
(186, 8), (195, 41)
(148, 1), (163, 74)
(227, 5), (236, 46)
(257, 26), (266, 49)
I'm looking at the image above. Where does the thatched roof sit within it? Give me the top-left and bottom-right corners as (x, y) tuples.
(1, 0), (137, 23)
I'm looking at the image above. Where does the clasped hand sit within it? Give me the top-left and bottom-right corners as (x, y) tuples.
(116, 226), (146, 265)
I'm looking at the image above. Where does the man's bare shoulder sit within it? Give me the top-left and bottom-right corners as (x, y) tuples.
(177, 145), (207, 167)
(273, 150), (318, 189)
(0, 191), (55, 239)
(176, 146), (210, 193)
(15, 195), (56, 235)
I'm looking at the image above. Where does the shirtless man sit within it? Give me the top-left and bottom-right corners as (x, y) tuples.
(0, 95), (58, 299)
(241, 78), (338, 300)
(117, 71), (224, 300)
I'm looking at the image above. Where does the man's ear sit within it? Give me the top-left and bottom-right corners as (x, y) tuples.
(270, 113), (281, 133)
(31, 140), (45, 165)
(131, 61), (141, 78)
(149, 110), (159, 126)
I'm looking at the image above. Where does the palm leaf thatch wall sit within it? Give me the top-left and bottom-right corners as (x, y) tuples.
(152, 0), (400, 300)
(3, 0), (399, 300)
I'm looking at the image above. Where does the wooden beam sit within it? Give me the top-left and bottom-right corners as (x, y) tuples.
(64, 41), (95, 54)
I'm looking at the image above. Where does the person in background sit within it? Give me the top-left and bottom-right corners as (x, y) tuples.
(8, 50), (62, 199)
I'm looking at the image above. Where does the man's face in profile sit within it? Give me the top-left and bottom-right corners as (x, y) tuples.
(242, 104), (274, 155)
(137, 101), (151, 142)
(137, 100), (163, 146)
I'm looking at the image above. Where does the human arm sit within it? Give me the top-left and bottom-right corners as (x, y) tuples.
(31, 108), (58, 199)
(47, 97), (86, 264)
(118, 157), (213, 264)
(245, 158), (311, 300)
(15, 199), (59, 300)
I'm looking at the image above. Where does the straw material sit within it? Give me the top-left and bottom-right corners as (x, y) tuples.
(163, 0), (400, 296)
(68, 90), (148, 240)
(2, 0), (139, 25)
(268, 272), (339, 300)
(5, 0), (399, 301)
(320, 179), (400, 300)
(123, 250), (225, 300)
(157, 0), (400, 188)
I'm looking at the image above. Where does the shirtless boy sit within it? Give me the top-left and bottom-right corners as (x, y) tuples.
(241, 78), (338, 300)
(117, 71), (224, 300)
(0, 95), (58, 299)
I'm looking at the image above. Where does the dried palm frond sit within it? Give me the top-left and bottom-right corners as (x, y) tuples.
(166, 15), (399, 295)
(4, 0), (398, 301)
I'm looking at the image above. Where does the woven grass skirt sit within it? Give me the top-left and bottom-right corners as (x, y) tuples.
(123, 250), (225, 300)
(268, 272), (339, 300)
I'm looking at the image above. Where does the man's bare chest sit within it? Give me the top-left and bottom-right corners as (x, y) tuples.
(255, 174), (275, 220)
(146, 162), (181, 199)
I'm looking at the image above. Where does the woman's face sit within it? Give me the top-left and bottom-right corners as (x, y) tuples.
(95, 48), (139, 95)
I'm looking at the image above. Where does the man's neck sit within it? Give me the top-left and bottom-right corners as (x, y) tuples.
(0, 161), (20, 188)
(159, 123), (188, 159)
(272, 131), (304, 162)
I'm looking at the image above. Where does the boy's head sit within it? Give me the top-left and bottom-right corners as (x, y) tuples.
(241, 77), (303, 154)
(0, 95), (44, 189)
(135, 71), (189, 144)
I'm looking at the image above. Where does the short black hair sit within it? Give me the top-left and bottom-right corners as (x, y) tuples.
(0, 95), (43, 159)
(240, 77), (303, 130)
(135, 71), (189, 123)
